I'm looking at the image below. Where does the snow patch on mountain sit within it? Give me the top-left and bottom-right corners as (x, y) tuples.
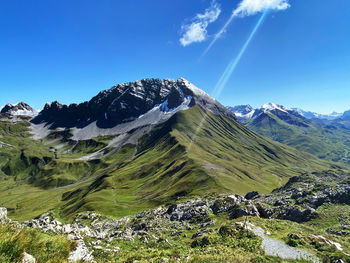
(177, 78), (211, 99)
(228, 103), (293, 121)
(261, 103), (290, 113)
(227, 105), (255, 120)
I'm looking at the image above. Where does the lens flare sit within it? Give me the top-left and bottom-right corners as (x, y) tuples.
(189, 11), (269, 150)
(212, 10), (268, 98)
(201, 12), (235, 58)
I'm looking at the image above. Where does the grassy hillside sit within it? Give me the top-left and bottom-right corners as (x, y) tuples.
(245, 112), (350, 164)
(0, 108), (347, 222)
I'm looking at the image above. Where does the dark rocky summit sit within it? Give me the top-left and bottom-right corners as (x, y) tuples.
(32, 78), (235, 129)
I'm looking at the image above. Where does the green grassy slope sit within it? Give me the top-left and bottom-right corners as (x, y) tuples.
(0, 223), (74, 263)
(245, 112), (350, 164)
(173, 108), (332, 194)
(56, 107), (339, 219)
(0, 108), (347, 221)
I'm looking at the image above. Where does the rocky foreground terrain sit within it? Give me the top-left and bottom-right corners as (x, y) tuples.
(1, 170), (349, 262)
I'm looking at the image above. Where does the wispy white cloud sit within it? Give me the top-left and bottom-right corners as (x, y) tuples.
(203, 0), (290, 55)
(233, 0), (290, 17)
(180, 1), (221, 47)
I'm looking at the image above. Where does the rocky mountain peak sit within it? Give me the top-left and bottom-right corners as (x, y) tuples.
(260, 103), (290, 113)
(0, 102), (37, 117)
(32, 78), (234, 131)
(227, 105), (255, 120)
(228, 102), (307, 122)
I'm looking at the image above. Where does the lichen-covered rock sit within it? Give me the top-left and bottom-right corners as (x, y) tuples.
(210, 195), (243, 214)
(22, 252), (36, 263)
(275, 206), (317, 223)
(68, 239), (95, 263)
(0, 207), (8, 223)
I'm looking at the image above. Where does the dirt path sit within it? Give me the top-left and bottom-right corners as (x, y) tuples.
(248, 224), (320, 263)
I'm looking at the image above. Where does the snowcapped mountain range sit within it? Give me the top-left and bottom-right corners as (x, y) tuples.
(0, 102), (37, 117)
(228, 103), (347, 121)
(291, 108), (342, 120)
(228, 103), (298, 121)
(227, 105), (255, 120)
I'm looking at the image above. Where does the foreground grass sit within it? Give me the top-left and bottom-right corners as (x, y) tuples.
(90, 224), (311, 263)
(0, 224), (74, 263)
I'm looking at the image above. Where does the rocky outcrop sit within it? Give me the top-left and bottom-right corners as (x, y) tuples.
(68, 240), (95, 263)
(245, 191), (260, 200)
(23, 212), (96, 262)
(253, 171), (350, 222)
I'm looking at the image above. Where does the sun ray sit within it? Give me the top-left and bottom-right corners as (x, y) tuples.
(189, 11), (269, 150)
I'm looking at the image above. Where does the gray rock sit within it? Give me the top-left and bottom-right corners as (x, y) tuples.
(22, 252), (36, 263)
(229, 208), (248, 219)
(245, 191), (260, 200)
(0, 207), (8, 223)
(68, 239), (95, 263)
(256, 203), (274, 219)
(210, 195), (242, 214)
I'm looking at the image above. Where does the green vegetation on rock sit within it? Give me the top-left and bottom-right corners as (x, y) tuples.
(0, 223), (74, 263)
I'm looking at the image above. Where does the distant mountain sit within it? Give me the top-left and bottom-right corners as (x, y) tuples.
(229, 103), (305, 123)
(292, 108), (342, 120)
(229, 103), (345, 121)
(229, 102), (350, 164)
(227, 105), (255, 120)
(341, 110), (350, 120)
(0, 102), (37, 117)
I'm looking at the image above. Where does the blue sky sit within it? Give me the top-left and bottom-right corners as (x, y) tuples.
(0, 0), (349, 114)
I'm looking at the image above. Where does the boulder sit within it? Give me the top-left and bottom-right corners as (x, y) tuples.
(210, 195), (241, 214)
(68, 239), (95, 263)
(22, 252), (36, 263)
(255, 203), (274, 218)
(229, 205), (260, 220)
(276, 206), (317, 223)
(245, 191), (260, 200)
(0, 207), (8, 223)
(229, 208), (248, 219)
